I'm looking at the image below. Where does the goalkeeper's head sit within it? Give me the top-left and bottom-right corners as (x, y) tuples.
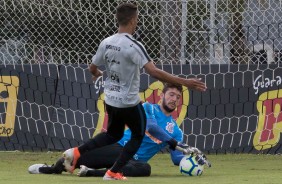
(116, 3), (138, 34)
(161, 83), (183, 113)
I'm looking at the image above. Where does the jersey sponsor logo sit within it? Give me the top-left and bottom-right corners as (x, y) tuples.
(109, 85), (120, 92)
(93, 81), (189, 136)
(105, 45), (121, 51)
(105, 56), (120, 65)
(105, 94), (122, 102)
(253, 89), (282, 150)
(110, 72), (120, 84)
(0, 76), (19, 137)
(166, 122), (175, 134)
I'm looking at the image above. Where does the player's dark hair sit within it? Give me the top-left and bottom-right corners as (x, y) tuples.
(162, 83), (183, 93)
(116, 3), (138, 26)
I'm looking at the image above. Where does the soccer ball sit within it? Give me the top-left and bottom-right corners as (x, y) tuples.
(179, 155), (204, 176)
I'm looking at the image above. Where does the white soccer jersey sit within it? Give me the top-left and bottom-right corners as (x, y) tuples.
(92, 33), (151, 108)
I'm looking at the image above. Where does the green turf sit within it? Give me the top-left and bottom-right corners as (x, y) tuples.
(0, 151), (281, 184)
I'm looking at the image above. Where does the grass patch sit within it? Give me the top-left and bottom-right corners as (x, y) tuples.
(0, 151), (281, 184)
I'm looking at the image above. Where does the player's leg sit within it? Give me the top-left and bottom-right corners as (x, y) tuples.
(76, 143), (123, 169)
(109, 102), (146, 172)
(104, 103), (146, 180)
(79, 160), (151, 177)
(78, 104), (124, 154)
(78, 166), (107, 177)
(63, 103), (124, 173)
(121, 160), (151, 177)
(28, 158), (65, 174)
(29, 143), (123, 175)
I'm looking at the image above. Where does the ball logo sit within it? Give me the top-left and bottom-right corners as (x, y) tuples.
(253, 89), (282, 150)
(93, 81), (189, 136)
(0, 76), (19, 137)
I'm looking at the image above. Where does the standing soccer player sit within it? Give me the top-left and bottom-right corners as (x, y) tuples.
(63, 3), (207, 180)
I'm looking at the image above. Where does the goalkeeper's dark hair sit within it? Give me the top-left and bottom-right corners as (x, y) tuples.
(116, 3), (138, 26)
(162, 83), (183, 93)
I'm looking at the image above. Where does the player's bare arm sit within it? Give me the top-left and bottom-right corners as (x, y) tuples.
(89, 63), (103, 81)
(144, 62), (207, 92)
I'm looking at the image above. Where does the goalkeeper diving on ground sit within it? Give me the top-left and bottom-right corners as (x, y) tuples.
(28, 83), (211, 176)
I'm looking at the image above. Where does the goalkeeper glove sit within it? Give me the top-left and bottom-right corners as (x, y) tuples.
(177, 143), (202, 155)
(176, 143), (212, 167)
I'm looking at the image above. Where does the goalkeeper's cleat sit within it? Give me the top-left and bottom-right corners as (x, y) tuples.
(28, 164), (50, 174)
(103, 170), (127, 180)
(63, 147), (81, 173)
(77, 165), (94, 177)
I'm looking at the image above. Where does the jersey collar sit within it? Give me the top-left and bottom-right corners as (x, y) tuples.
(116, 33), (133, 38)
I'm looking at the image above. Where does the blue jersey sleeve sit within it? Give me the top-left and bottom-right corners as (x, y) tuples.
(147, 120), (174, 142)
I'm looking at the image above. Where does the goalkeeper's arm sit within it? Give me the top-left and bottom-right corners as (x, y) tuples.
(170, 149), (186, 166)
(146, 119), (210, 166)
(146, 119), (178, 150)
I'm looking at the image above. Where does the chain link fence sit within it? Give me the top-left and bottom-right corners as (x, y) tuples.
(1, 0), (282, 64)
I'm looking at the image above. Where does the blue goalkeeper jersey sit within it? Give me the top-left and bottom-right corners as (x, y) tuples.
(118, 102), (183, 162)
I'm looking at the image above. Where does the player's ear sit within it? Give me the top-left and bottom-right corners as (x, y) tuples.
(160, 92), (164, 99)
(130, 16), (136, 26)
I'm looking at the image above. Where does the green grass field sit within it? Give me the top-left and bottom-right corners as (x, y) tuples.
(0, 151), (281, 184)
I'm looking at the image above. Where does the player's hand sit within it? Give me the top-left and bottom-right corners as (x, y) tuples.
(177, 143), (201, 155)
(183, 78), (206, 92)
(92, 75), (99, 81)
(176, 143), (211, 167)
(92, 70), (103, 81)
(183, 146), (201, 155)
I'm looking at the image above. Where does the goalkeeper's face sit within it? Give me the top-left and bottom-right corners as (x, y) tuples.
(161, 88), (181, 113)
